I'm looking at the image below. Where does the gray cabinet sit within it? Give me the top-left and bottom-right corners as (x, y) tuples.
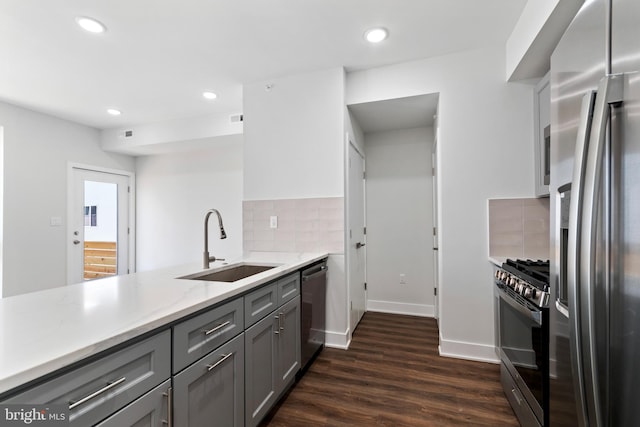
(245, 295), (301, 427)
(244, 310), (278, 427)
(1, 268), (307, 427)
(4, 330), (171, 427)
(244, 283), (278, 328)
(95, 379), (171, 427)
(276, 272), (300, 306)
(173, 333), (245, 427)
(173, 297), (244, 374)
(276, 296), (301, 390)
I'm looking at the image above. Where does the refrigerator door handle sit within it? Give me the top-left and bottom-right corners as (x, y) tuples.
(579, 73), (624, 426)
(568, 90), (597, 427)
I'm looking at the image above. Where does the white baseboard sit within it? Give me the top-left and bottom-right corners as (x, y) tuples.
(367, 300), (435, 317)
(439, 337), (500, 364)
(325, 328), (350, 350)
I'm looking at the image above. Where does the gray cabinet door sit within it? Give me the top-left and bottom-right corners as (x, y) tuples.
(244, 312), (278, 427)
(95, 380), (170, 427)
(173, 333), (244, 427)
(276, 296), (301, 391)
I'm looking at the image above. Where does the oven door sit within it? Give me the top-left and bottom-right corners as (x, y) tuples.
(496, 284), (548, 424)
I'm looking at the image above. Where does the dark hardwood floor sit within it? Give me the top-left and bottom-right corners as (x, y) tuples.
(260, 312), (518, 426)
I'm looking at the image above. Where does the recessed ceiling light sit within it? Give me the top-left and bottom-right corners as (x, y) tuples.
(107, 109), (121, 116)
(203, 91), (218, 100)
(364, 27), (388, 43)
(76, 16), (106, 34)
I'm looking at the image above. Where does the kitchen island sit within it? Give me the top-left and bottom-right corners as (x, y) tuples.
(0, 251), (327, 402)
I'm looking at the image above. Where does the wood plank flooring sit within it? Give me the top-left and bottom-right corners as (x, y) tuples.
(260, 312), (518, 426)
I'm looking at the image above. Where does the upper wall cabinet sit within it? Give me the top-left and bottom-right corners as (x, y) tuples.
(534, 72), (550, 197)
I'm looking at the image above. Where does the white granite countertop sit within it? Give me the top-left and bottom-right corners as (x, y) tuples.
(0, 251), (328, 396)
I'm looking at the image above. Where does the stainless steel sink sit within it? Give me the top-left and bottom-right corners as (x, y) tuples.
(178, 263), (279, 282)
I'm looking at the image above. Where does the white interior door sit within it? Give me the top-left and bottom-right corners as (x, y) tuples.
(68, 167), (131, 284)
(348, 138), (366, 335)
(432, 122), (440, 320)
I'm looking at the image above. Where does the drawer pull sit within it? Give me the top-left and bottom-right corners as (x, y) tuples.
(69, 376), (126, 410)
(280, 312), (285, 330)
(202, 320), (231, 336)
(162, 386), (173, 427)
(274, 315), (280, 335)
(206, 352), (233, 372)
(511, 388), (523, 406)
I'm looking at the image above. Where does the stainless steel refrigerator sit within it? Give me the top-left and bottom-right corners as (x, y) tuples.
(549, 0), (640, 425)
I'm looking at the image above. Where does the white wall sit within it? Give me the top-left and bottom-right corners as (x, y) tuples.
(242, 67), (349, 348)
(347, 46), (534, 362)
(135, 138), (243, 271)
(84, 181), (118, 242)
(0, 101), (135, 297)
(365, 127), (435, 317)
(243, 68), (345, 200)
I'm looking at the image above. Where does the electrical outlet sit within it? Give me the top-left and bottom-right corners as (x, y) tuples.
(270, 216), (278, 229)
(400, 273), (406, 285)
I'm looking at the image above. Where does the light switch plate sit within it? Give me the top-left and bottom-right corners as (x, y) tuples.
(270, 216), (278, 229)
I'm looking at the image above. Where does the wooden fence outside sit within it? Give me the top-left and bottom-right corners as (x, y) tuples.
(84, 241), (117, 280)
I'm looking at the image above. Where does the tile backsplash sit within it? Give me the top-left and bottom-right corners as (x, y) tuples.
(488, 198), (550, 260)
(243, 197), (344, 254)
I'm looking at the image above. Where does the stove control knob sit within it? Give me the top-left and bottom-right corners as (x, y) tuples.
(495, 270), (501, 279)
(530, 289), (537, 299)
(509, 277), (517, 287)
(524, 287), (532, 298)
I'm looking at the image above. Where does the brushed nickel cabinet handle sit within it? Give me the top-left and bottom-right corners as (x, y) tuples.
(162, 386), (173, 426)
(69, 377), (126, 410)
(202, 320), (231, 336)
(206, 352), (233, 372)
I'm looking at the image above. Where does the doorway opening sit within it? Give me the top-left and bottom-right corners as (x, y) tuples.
(67, 165), (135, 285)
(347, 93), (440, 324)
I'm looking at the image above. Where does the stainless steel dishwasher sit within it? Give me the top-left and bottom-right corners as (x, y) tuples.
(300, 260), (327, 373)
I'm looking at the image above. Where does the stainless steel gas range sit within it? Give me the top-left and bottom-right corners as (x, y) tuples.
(495, 259), (550, 427)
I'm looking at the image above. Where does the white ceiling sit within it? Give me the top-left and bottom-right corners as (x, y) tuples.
(0, 0), (527, 130)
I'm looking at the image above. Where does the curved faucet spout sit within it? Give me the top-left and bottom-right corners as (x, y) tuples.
(204, 209), (227, 269)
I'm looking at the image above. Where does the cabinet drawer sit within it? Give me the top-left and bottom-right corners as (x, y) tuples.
(277, 272), (300, 305)
(95, 379), (170, 427)
(244, 283), (278, 328)
(4, 330), (171, 427)
(173, 297), (244, 373)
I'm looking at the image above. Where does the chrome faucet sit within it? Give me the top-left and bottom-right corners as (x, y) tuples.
(203, 208), (227, 269)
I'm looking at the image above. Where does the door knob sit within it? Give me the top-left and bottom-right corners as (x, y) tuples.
(73, 240), (81, 245)
(356, 242), (366, 249)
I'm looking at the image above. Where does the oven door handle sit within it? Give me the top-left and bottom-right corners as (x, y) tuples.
(496, 286), (542, 326)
